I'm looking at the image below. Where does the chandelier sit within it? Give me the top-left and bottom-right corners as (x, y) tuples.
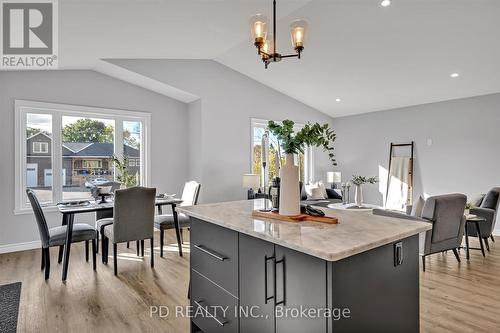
(250, 0), (308, 69)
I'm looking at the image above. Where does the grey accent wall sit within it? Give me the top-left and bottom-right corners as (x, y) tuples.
(105, 59), (335, 203)
(333, 93), (500, 234)
(0, 70), (189, 247)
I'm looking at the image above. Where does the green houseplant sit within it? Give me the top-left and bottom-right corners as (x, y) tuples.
(267, 120), (337, 215)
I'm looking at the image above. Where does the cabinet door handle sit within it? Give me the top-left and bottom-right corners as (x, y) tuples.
(194, 245), (227, 261)
(194, 300), (228, 326)
(275, 257), (286, 306)
(264, 255), (275, 304)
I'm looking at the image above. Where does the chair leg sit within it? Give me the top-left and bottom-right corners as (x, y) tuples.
(484, 237), (490, 252)
(41, 249), (45, 270)
(44, 248), (50, 280)
(96, 231), (99, 254)
(141, 240), (145, 257)
(113, 243), (118, 276)
(105, 237), (110, 264)
(160, 229), (164, 258)
(58, 245), (64, 264)
(421, 256), (426, 272)
(92, 238), (97, 271)
(452, 248), (461, 263)
(102, 236), (108, 264)
(180, 228), (184, 244)
(491, 235), (495, 243)
(150, 238), (154, 268)
(127, 241), (130, 248)
(85, 240), (89, 262)
(136, 241), (140, 256)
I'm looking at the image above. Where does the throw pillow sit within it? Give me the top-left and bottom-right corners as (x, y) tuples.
(411, 196), (425, 217)
(305, 182), (326, 200)
(310, 187), (326, 200)
(318, 181), (328, 198)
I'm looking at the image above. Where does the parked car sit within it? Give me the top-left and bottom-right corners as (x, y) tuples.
(85, 177), (110, 188)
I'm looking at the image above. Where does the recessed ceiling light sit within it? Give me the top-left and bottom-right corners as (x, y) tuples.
(450, 73), (460, 78)
(381, 0), (391, 7)
(335, 98), (341, 102)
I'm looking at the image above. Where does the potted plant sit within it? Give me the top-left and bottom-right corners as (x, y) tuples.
(351, 175), (378, 207)
(267, 120), (337, 216)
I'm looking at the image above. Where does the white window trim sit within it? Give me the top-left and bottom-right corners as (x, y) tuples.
(14, 100), (151, 214)
(250, 118), (314, 184)
(32, 142), (49, 153)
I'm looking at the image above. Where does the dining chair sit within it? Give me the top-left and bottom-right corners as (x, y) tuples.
(100, 186), (156, 276)
(27, 189), (97, 280)
(154, 181), (201, 257)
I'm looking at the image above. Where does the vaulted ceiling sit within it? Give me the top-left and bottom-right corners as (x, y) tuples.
(60, 0), (500, 117)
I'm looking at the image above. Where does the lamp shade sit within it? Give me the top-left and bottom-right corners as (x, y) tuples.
(249, 14), (268, 42)
(327, 171), (341, 183)
(290, 19), (308, 50)
(243, 174), (261, 189)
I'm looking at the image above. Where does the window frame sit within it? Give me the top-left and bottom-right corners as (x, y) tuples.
(250, 118), (314, 185)
(32, 141), (49, 153)
(14, 100), (151, 214)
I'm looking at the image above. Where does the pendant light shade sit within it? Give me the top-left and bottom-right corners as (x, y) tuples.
(250, 1), (308, 68)
(249, 14), (269, 46)
(290, 19), (308, 51)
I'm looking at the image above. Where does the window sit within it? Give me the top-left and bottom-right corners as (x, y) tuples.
(32, 142), (49, 153)
(15, 100), (151, 212)
(128, 159), (136, 167)
(82, 160), (102, 169)
(251, 118), (313, 186)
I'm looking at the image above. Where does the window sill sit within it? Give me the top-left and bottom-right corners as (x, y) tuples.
(14, 205), (59, 215)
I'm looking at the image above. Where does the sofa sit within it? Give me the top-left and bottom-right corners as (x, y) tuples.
(300, 184), (343, 207)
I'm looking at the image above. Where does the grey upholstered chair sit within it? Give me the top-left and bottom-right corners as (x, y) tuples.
(467, 187), (500, 250)
(27, 189), (97, 280)
(100, 186), (156, 275)
(155, 181), (201, 257)
(373, 193), (467, 271)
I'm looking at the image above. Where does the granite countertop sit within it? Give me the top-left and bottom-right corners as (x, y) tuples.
(177, 199), (432, 262)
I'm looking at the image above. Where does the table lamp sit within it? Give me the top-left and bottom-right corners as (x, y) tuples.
(243, 174), (261, 199)
(327, 171), (341, 189)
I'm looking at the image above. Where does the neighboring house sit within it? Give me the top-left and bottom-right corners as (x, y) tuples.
(26, 132), (140, 188)
(26, 132), (53, 188)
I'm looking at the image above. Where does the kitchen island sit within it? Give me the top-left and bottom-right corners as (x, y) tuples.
(177, 199), (432, 333)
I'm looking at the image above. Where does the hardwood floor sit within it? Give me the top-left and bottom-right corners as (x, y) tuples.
(1, 231), (499, 332)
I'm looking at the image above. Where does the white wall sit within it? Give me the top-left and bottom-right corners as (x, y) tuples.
(105, 60), (336, 203)
(0, 70), (189, 249)
(332, 93), (500, 234)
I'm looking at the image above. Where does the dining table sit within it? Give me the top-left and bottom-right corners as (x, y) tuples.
(57, 197), (183, 281)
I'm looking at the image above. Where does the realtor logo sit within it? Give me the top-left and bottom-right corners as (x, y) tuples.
(1, 0), (58, 69)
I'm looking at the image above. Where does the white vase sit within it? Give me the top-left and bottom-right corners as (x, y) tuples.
(355, 185), (363, 207)
(279, 154), (301, 216)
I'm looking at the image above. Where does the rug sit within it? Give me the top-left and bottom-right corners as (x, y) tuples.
(0, 282), (22, 333)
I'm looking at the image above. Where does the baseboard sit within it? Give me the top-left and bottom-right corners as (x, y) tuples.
(0, 240), (40, 254)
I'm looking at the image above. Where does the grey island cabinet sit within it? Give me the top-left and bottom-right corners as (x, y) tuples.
(177, 200), (432, 333)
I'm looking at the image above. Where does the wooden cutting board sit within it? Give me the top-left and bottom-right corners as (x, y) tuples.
(252, 210), (339, 224)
